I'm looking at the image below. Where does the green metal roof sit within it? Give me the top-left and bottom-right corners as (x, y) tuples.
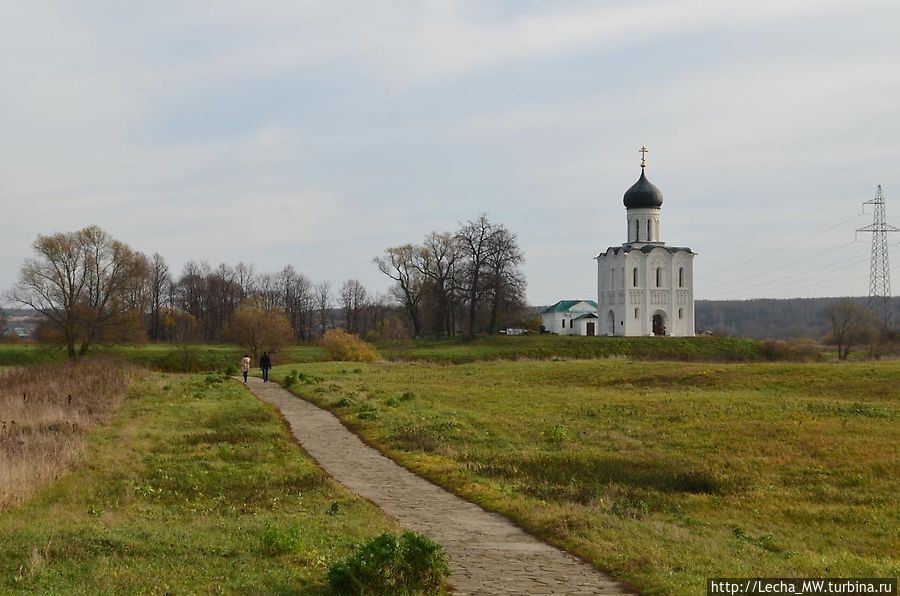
(543, 300), (598, 314)
(572, 313), (599, 321)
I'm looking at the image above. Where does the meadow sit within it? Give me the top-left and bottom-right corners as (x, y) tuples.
(1, 335), (892, 594)
(272, 359), (900, 594)
(376, 334), (775, 363)
(0, 334), (817, 372)
(0, 372), (397, 593)
(0, 343), (325, 371)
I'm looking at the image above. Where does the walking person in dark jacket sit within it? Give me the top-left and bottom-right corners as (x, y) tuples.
(260, 351), (272, 382)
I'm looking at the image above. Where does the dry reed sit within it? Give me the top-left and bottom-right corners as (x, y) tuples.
(0, 359), (133, 508)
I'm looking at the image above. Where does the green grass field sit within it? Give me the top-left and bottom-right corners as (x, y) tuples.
(1, 334), (818, 372)
(376, 334), (772, 363)
(0, 372), (395, 593)
(0, 343), (326, 371)
(272, 359), (900, 595)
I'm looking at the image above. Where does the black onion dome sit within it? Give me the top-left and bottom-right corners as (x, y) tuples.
(623, 170), (663, 209)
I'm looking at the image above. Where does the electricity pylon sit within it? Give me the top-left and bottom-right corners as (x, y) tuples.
(856, 185), (899, 327)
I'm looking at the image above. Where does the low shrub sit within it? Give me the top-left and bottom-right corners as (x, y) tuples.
(759, 339), (821, 362)
(327, 531), (448, 595)
(541, 424), (569, 444)
(259, 522), (303, 556)
(319, 329), (380, 362)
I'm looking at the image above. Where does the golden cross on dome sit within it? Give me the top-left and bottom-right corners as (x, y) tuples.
(639, 146), (648, 170)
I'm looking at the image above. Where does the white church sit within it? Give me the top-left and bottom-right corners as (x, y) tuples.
(543, 148), (696, 337)
(597, 148), (695, 336)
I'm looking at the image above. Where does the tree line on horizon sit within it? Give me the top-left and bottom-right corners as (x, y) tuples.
(4, 215), (530, 359)
(696, 296), (900, 339)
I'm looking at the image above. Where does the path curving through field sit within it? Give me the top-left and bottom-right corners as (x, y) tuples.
(243, 377), (629, 595)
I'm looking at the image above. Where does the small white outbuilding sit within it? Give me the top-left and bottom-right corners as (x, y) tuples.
(541, 300), (599, 336)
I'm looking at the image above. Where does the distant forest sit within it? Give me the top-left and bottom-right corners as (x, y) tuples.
(696, 297), (900, 340)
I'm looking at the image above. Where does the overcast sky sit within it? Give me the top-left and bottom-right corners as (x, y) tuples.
(2, 0), (899, 306)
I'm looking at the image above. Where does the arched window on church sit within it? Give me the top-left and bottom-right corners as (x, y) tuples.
(678, 308), (684, 319)
(610, 269), (614, 288)
(633, 267), (638, 287)
(679, 267), (684, 287)
(655, 267), (661, 287)
(634, 307), (639, 319)
(634, 220), (639, 241)
(647, 220), (652, 241)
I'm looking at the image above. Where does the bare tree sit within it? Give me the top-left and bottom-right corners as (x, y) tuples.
(363, 293), (394, 339)
(340, 279), (368, 334)
(234, 262), (256, 300)
(174, 261), (210, 330)
(375, 245), (425, 337)
(206, 263), (241, 340)
(8, 225), (149, 358)
(148, 253), (171, 341)
(824, 299), (879, 360)
(255, 272), (279, 312)
(315, 281), (332, 337)
(275, 266), (314, 340)
(456, 214), (500, 339)
(416, 231), (462, 337)
(485, 225), (526, 334)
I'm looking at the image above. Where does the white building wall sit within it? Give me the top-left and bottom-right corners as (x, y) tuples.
(541, 312), (568, 334)
(597, 250), (626, 336)
(599, 247), (695, 337)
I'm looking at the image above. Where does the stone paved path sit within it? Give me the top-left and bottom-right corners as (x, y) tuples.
(243, 377), (629, 595)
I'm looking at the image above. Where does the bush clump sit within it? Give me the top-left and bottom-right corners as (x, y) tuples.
(327, 531), (448, 595)
(259, 521), (303, 556)
(541, 423), (570, 444)
(759, 339), (822, 362)
(319, 329), (380, 362)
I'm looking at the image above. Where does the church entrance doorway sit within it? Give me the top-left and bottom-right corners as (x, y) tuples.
(607, 311), (615, 335)
(586, 322), (595, 336)
(652, 312), (666, 336)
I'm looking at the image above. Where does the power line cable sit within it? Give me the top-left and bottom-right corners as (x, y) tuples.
(715, 257), (870, 300)
(700, 239), (864, 293)
(696, 213), (865, 281)
(708, 254), (868, 300)
(707, 250), (870, 299)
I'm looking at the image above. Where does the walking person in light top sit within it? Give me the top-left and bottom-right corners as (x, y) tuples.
(240, 354), (251, 383)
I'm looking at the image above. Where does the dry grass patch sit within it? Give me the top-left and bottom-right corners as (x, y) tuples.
(0, 359), (133, 507)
